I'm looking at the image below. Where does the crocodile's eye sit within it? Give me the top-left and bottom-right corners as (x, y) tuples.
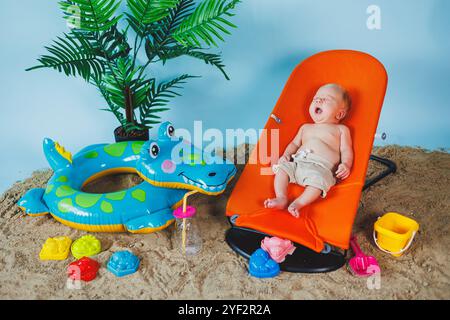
(149, 142), (160, 159)
(167, 125), (175, 137)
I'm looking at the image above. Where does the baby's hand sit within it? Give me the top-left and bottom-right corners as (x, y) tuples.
(278, 155), (291, 164)
(336, 163), (351, 180)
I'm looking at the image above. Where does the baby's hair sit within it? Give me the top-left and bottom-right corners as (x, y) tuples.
(322, 83), (352, 111)
(342, 89), (352, 112)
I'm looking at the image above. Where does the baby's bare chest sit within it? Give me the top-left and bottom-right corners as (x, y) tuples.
(302, 125), (341, 144)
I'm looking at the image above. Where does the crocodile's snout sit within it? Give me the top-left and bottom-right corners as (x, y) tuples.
(136, 122), (237, 195)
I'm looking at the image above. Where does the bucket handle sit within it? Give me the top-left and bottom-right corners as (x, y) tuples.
(373, 230), (417, 255)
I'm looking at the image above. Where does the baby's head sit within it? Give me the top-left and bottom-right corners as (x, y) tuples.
(309, 84), (351, 124)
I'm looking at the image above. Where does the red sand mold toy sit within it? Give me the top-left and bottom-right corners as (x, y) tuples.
(67, 257), (100, 282)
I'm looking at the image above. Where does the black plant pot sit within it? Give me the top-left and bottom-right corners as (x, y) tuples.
(114, 126), (149, 143)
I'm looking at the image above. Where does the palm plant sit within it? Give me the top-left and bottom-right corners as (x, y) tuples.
(27, 0), (240, 140)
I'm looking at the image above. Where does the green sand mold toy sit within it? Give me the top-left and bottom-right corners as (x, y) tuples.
(71, 235), (102, 259)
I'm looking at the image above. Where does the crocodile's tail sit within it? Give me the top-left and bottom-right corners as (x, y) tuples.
(18, 188), (49, 216)
(43, 138), (73, 171)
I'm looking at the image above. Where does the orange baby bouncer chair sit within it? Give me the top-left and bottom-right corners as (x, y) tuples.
(225, 50), (396, 273)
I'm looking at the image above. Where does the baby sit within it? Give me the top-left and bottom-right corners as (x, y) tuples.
(264, 83), (354, 218)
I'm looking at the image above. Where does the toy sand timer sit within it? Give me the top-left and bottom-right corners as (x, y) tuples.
(173, 191), (202, 256)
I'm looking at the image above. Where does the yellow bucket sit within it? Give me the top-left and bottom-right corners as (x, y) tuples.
(373, 212), (419, 257)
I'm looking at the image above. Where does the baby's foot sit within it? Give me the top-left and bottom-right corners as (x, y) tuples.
(288, 200), (303, 218)
(264, 197), (288, 210)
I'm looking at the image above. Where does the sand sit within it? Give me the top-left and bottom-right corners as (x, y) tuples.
(0, 145), (449, 300)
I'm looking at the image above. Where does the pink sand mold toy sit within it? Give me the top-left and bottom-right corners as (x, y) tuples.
(260, 237), (296, 263)
(348, 236), (381, 277)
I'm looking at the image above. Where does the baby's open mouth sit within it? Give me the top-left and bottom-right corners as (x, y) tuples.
(315, 107), (323, 114)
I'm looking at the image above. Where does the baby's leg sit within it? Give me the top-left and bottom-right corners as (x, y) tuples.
(264, 170), (289, 210)
(288, 186), (322, 218)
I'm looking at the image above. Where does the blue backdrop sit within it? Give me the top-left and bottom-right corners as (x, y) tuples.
(1, 0), (449, 192)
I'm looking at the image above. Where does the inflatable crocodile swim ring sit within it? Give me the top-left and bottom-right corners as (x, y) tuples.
(18, 122), (237, 234)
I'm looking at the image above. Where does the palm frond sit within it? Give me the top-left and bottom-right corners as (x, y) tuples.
(184, 50), (229, 80)
(26, 32), (105, 81)
(143, 0), (195, 61)
(128, 0), (194, 57)
(172, 0), (240, 47)
(96, 26), (132, 60)
(97, 79), (128, 126)
(102, 57), (152, 110)
(139, 74), (195, 126)
(59, 0), (122, 32)
(127, 0), (179, 25)
(151, 0), (195, 45)
(154, 45), (229, 79)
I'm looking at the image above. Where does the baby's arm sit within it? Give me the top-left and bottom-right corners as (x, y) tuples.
(336, 126), (353, 180)
(279, 125), (304, 163)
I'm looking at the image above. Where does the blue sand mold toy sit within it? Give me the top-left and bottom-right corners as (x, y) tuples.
(249, 249), (280, 278)
(107, 251), (140, 277)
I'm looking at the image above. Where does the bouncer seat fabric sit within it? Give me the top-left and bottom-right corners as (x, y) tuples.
(226, 50), (388, 252)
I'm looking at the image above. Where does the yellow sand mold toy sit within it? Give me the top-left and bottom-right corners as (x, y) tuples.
(39, 236), (72, 261)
